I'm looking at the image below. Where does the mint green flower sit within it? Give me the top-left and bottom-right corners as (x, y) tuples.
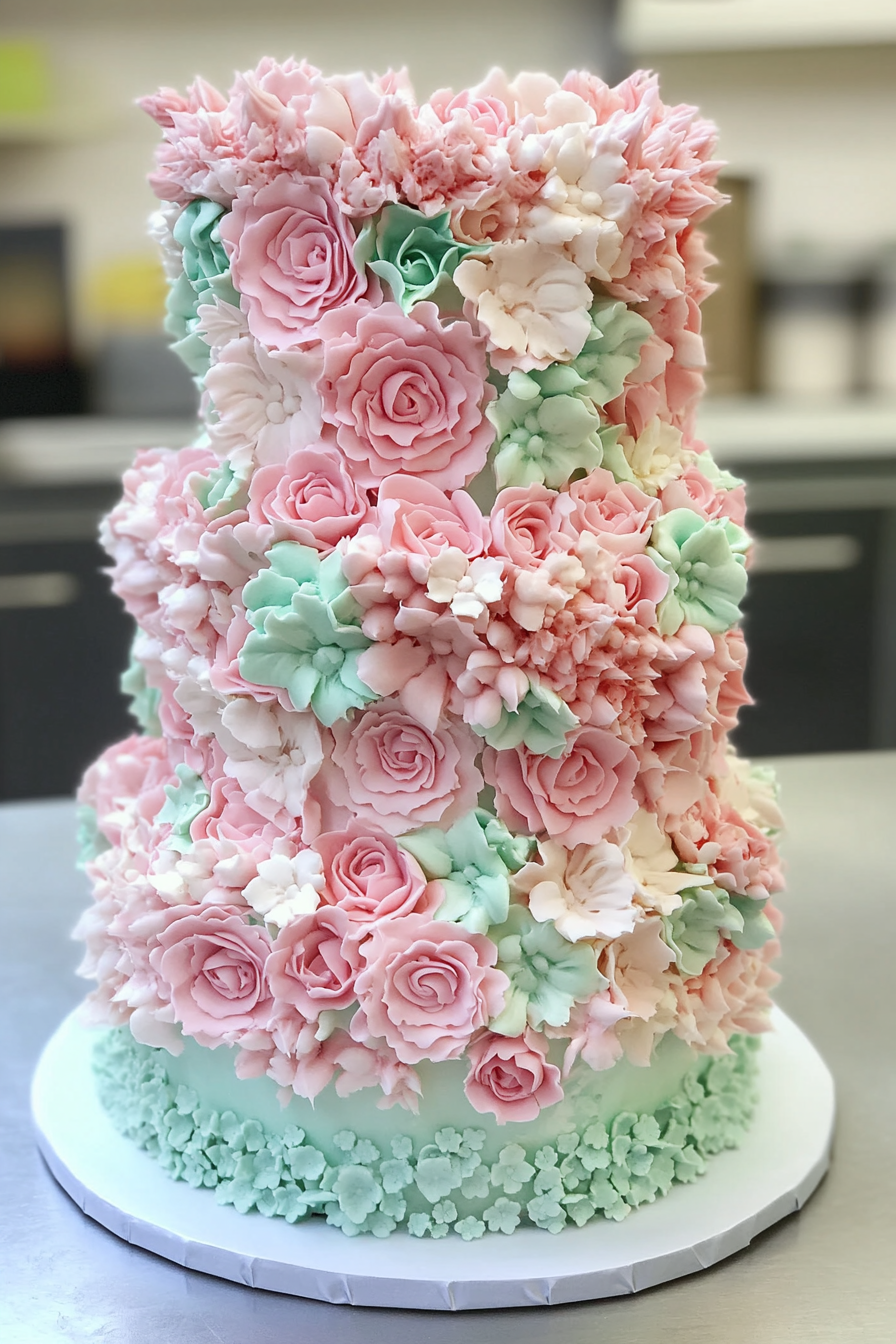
(399, 810), (521, 934)
(190, 459), (246, 515)
(76, 804), (109, 869)
(483, 1197), (522, 1233)
(490, 905), (607, 1035)
(527, 1193), (567, 1233)
(729, 895), (777, 951)
(355, 203), (486, 312)
(165, 198), (240, 377)
(157, 764), (210, 853)
(120, 653), (161, 736)
(239, 543), (376, 726)
(488, 364), (619, 489)
(661, 884), (745, 977)
(455, 1215), (486, 1240)
(648, 508), (749, 636)
(476, 810), (534, 871)
(469, 680), (579, 757)
(570, 298), (653, 407)
(490, 1144), (535, 1195)
(332, 1164), (382, 1223)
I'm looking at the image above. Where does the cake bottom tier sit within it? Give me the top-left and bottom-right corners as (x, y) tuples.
(93, 1027), (760, 1239)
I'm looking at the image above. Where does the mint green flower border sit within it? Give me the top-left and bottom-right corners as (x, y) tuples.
(93, 1029), (759, 1239)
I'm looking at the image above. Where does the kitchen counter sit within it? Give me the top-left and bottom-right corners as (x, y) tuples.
(2, 751), (895, 1343)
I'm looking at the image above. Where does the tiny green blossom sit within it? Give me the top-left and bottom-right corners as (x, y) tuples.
(490, 1144), (535, 1194)
(455, 1215), (487, 1240)
(332, 1164), (382, 1222)
(483, 1198), (522, 1234)
(165, 198), (240, 377)
(491, 905), (607, 1035)
(239, 543), (376, 725)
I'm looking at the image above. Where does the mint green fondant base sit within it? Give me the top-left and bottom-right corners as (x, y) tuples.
(93, 1029), (760, 1238)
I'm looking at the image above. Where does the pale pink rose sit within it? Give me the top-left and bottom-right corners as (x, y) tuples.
(642, 625), (715, 744)
(248, 442), (373, 552)
(266, 904), (362, 1019)
(376, 476), (489, 591)
(488, 484), (573, 569)
(485, 724), (638, 845)
(151, 906), (273, 1043)
(321, 699), (482, 836)
(218, 176), (373, 348)
(405, 93), (512, 215)
(660, 463), (745, 526)
(356, 637), (453, 732)
(666, 787), (783, 900)
(318, 301), (494, 489)
(463, 1029), (563, 1123)
(353, 913), (507, 1063)
(78, 735), (174, 847)
(563, 468), (660, 556)
(191, 771), (289, 849)
(610, 552), (669, 630)
(455, 239), (593, 373)
(316, 822), (438, 926)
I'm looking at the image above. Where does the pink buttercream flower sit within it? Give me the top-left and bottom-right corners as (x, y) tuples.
(141, 77), (243, 206)
(463, 1028), (563, 1122)
(247, 442), (373, 552)
(329, 1037), (422, 1111)
(151, 906), (273, 1044)
(353, 913), (507, 1064)
(666, 786), (783, 900)
(266, 904), (362, 1019)
(557, 993), (628, 1075)
(376, 476), (489, 593)
(78, 734), (175, 848)
(611, 552), (670, 631)
(660, 462), (746, 527)
(672, 934), (780, 1053)
(485, 724), (638, 845)
(563, 468), (661, 557)
(405, 90), (512, 216)
(219, 176), (374, 349)
(203, 336), (323, 472)
(488, 484), (574, 570)
(318, 301), (494, 489)
(316, 821), (438, 926)
(316, 699), (482, 836)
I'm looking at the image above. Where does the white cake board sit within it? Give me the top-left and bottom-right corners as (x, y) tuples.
(32, 1008), (834, 1311)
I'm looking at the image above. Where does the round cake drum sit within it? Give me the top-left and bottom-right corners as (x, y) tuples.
(32, 1008), (833, 1311)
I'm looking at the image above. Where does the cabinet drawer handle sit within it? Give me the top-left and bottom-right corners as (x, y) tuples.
(0, 572), (80, 609)
(751, 535), (861, 575)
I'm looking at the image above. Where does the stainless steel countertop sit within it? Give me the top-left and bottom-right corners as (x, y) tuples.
(2, 752), (895, 1343)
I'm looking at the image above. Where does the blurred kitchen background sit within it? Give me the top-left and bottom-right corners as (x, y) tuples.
(0, 0), (895, 799)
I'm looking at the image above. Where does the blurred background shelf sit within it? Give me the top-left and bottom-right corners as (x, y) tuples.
(622, 0), (896, 53)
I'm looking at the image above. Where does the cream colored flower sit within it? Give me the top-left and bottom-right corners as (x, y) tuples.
(513, 837), (638, 942)
(618, 417), (695, 495)
(455, 239), (593, 373)
(623, 808), (713, 915)
(243, 849), (324, 930)
(425, 549), (504, 622)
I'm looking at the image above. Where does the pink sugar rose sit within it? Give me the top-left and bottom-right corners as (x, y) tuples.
(218, 176), (373, 348)
(485, 724), (638, 845)
(613, 552), (669, 630)
(464, 1028), (563, 1123)
(316, 822), (437, 926)
(563, 468), (660, 557)
(353, 913), (507, 1064)
(377, 476), (489, 590)
(318, 301), (495, 490)
(488, 484), (573, 570)
(247, 442), (373, 552)
(191, 771), (290, 848)
(266, 904), (362, 1019)
(322, 699), (482, 836)
(660, 463), (746, 527)
(151, 906), (273, 1044)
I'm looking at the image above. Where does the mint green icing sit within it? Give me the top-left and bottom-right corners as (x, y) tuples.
(239, 543), (375, 726)
(569, 298), (653, 407)
(469, 680), (579, 757)
(476, 808), (534, 871)
(695, 446), (744, 493)
(120, 654), (162, 737)
(491, 905), (607, 1035)
(75, 804), (109, 869)
(488, 365), (619, 489)
(165, 198), (240, 378)
(398, 810), (531, 934)
(93, 1027), (759, 1237)
(648, 508), (749, 636)
(355, 204), (486, 312)
(157, 764), (210, 854)
(729, 895), (777, 951)
(190, 459), (247, 515)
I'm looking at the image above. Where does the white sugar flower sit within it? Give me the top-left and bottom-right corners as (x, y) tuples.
(243, 849), (325, 929)
(220, 701), (324, 824)
(204, 335), (322, 473)
(426, 549), (504, 622)
(455, 239), (593, 373)
(513, 837), (638, 942)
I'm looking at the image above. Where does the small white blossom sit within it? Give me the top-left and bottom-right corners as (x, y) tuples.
(426, 549), (504, 621)
(243, 849), (325, 930)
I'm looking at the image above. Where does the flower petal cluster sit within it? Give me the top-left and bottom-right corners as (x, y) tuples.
(490, 905), (606, 1034)
(513, 837), (638, 942)
(355, 203), (486, 311)
(648, 509), (749, 636)
(239, 542), (375, 724)
(398, 809), (526, 934)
